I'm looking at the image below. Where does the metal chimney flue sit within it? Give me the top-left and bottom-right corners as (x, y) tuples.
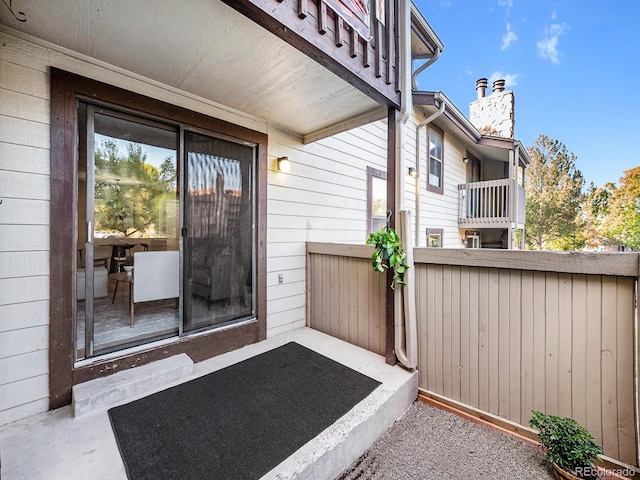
(493, 79), (506, 93)
(475, 78), (488, 99)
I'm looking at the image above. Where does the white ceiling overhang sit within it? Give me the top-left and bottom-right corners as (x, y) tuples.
(0, 0), (385, 141)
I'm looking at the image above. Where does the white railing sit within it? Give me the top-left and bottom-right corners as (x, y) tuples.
(458, 179), (511, 225)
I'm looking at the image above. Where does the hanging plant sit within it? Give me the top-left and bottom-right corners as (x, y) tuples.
(366, 223), (409, 290)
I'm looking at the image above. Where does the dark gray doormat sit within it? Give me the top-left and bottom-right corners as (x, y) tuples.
(108, 342), (381, 480)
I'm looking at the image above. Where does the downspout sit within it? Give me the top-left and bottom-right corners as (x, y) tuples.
(394, 0), (415, 368)
(415, 93), (445, 246)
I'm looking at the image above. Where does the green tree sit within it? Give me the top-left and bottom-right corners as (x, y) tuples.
(580, 182), (612, 250)
(94, 141), (176, 237)
(601, 167), (640, 250)
(525, 135), (585, 250)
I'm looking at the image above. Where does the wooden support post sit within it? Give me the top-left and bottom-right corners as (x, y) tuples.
(318, 0), (327, 34)
(335, 16), (344, 47)
(375, 20), (383, 78)
(363, 39), (371, 68)
(635, 256), (640, 467)
(298, 0), (307, 19)
(350, 28), (358, 58)
(386, 107), (397, 366)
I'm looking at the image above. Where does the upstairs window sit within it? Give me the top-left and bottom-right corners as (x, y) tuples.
(427, 127), (444, 194)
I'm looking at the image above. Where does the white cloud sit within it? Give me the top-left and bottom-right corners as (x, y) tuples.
(489, 71), (519, 88)
(537, 22), (568, 63)
(498, 0), (513, 8)
(501, 22), (518, 50)
(551, 9), (557, 20)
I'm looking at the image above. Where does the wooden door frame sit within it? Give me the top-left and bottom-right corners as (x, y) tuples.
(49, 68), (267, 408)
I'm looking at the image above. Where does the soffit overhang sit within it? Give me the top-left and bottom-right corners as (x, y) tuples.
(410, 2), (444, 58)
(0, 0), (384, 142)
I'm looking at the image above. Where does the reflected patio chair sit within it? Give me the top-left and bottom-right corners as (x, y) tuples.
(78, 248), (109, 269)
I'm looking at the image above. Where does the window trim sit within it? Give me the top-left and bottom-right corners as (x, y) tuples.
(426, 125), (444, 195)
(366, 166), (387, 236)
(50, 68), (268, 409)
(426, 228), (444, 248)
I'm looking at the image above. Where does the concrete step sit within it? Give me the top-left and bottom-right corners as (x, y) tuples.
(72, 353), (194, 417)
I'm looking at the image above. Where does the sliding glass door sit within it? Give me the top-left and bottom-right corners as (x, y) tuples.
(76, 101), (256, 360)
(182, 131), (256, 332)
(76, 103), (180, 359)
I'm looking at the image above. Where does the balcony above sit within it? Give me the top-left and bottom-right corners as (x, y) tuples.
(458, 179), (525, 229)
(1, 0), (404, 142)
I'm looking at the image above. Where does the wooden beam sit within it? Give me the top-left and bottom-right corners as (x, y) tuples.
(414, 248), (640, 277)
(306, 242), (374, 259)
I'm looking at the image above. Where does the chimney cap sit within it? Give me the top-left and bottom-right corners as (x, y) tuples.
(475, 78), (488, 99)
(493, 79), (506, 93)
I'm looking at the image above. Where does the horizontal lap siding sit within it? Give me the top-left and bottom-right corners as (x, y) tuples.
(409, 113), (467, 248)
(0, 40), (52, 425)
(415, 260), (638, 467)
(306, 250), (386, 355)
(266, 124), (387, 337)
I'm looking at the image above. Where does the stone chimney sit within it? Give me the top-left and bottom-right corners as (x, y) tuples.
(469, 77), (515, 138)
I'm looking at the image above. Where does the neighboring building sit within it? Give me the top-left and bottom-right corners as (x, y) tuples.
(407, 79), (530, 249)
(0, 0), (443, 424)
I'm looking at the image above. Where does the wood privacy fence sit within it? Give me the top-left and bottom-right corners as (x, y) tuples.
(307, 243), (639, 468)
(306, 243), (386, 356)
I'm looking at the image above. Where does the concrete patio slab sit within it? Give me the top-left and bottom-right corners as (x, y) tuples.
(0, 327), (417, 480)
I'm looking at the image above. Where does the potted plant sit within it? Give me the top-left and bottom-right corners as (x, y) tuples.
(529, 410), (603, 480)
(366, 226), (408, 290)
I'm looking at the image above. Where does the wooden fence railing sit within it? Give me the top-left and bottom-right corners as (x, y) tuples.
(307, 243), (639, 468)
(306, 242), (386, 355)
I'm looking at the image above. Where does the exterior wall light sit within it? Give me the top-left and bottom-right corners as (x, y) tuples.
(463, 157), (469, 164)
(277, 156), (291, 173)
(408, 167), (417, 177)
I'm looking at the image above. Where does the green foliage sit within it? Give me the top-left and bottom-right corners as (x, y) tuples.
(525, 135), (585, 250)
(599, 166), (640, 251)
(94, 140), (177, 237)
(366, 227), (408, 290)
(529, 410), (602, 479)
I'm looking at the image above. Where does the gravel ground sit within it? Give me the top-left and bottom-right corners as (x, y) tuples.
(336, 401), (554, 480)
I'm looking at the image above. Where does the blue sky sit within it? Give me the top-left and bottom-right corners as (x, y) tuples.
(413, 0), (640, 187)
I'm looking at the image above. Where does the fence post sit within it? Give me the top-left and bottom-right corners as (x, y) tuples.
(635, 253), (640, 467)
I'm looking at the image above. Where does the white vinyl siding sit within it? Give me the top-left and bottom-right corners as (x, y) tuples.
(408, 111), (467, 248)
(266, 122), (387, 337)
(0, 39), (52, 426)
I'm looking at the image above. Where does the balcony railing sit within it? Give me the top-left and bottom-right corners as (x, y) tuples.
(458, 179), (511, 226)
(227, 0), (400, 107)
